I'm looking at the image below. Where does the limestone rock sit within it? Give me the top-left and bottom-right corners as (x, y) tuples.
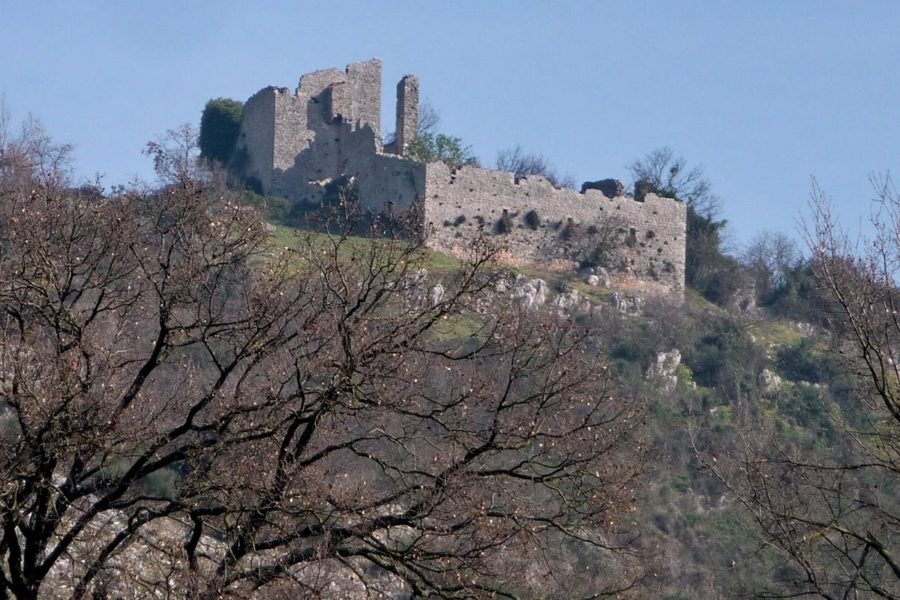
(428, 283), (445, 307)
(647, 349), (682, 392)
(554, 288), (582, 313)
(512, 276), (548, 310)
(759, 369), (783, 393)
(613, 292), (643, 316)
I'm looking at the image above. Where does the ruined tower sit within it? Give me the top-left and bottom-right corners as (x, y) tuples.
(395, 75), (419, 156)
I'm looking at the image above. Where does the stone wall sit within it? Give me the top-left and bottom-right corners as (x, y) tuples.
(234, 59), (393, 205)
(422, 163), (686, 288)
(233, 87), (277, 192)
(231, 59), (687, 290)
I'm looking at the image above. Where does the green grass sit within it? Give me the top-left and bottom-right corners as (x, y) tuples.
(267, 224), (464, 274)
(746, 320), (808, 352)
(432, 313), (486, 342)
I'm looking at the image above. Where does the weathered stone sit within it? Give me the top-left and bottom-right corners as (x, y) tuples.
(395, 75), (419, 156)
(233, 60), (687, 291)
(554, 288), (582, 313)
(585, 267), (610, 288)
(581, 178), (625, 198)
(613, 292), (643, 316)
(759, 369), (783, 393)
(647, 349), (682, 392)
(512, 276), (548, 310)
(428, 283), (444, 307)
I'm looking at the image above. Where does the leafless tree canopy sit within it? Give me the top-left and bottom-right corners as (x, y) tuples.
(0, 127), (645, 599)
(495, 146), (576, 190)
(417, 100), (440, 137)
(0, 104), (72, 189)
(627, 147), (718, 218)
(741, 231), (802, 300)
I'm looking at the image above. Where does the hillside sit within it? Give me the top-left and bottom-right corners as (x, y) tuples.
(264, 217), (880, 599)
(1, 122), (897, 600)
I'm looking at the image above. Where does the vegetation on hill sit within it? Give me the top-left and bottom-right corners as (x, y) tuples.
(1, 115), (897, 599)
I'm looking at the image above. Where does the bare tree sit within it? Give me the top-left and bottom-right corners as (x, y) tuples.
(0, 106), (71, 189)
(695, 178), (900, 599)
(627, 147), (719, 218)
(0, 129), (647, 598)
(417, 99), (440, 137)
(741, 231), (802, 301)
(496, 145), (575, 190)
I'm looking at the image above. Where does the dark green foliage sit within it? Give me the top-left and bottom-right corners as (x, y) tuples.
(682, 316), (763, 391)
(453, 214), (466, 226)
(762, 261), (830, 325)
(406, 132), (479, 169)
(240, 189), (292, 224)
(199, 98), (243, 165)
(685, 205), (739, 303)
(770, 382), (834, 436)
(775, 338), (833, 384)
(578, 245), (608, 270)
(524, 209), (541, 230)
(495, 211), (513, 234)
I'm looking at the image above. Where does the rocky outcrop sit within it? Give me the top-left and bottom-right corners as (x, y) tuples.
(511, 276), (549, 310)
(758, 368), (783, 393)
(613, 292), (643, 316)
(648, 349), (682, 392)
(585, 267), (610, 288)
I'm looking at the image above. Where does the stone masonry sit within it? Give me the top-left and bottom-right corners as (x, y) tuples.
(231, 59), (687, 290)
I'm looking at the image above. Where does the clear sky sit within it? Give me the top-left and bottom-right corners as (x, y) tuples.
(1, 1), (898, 247)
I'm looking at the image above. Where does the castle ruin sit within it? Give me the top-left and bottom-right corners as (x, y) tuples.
(232, 59), (687, 290)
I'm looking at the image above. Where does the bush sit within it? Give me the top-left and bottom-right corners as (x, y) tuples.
(524, 209), (541, 230)
(495, 211), (513, 234)
(775, 338), (832, 384)
(199, 98), (243, 165)
(406, 132), (478, 169)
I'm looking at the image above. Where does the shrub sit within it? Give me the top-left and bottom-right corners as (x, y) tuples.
(776, 338), (832, 384)
(406, 132), (479, 169)
(524, 209), (541, 230)
(199, 98), (244, 165)
(495, 211), (513, 234)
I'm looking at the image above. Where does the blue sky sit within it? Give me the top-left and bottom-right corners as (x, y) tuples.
(1, 1), (898, 247)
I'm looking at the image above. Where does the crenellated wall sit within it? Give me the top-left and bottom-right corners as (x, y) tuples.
(421, 163), (686, 288)
(231, 59), (687, 290)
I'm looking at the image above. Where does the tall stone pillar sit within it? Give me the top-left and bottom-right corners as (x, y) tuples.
(395, 75), (419, 155)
